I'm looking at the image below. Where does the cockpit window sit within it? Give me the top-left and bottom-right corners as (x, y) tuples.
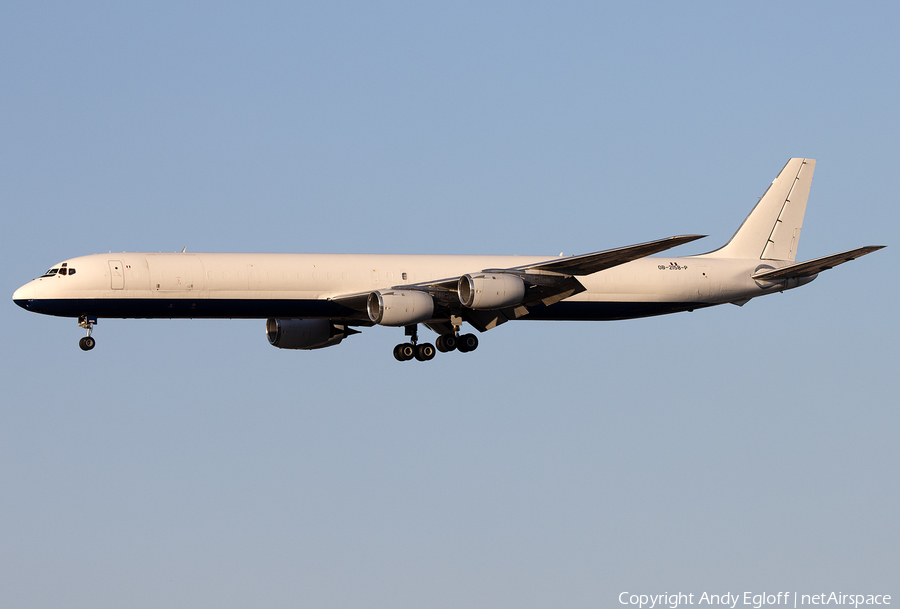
(40, 263), (76, 278)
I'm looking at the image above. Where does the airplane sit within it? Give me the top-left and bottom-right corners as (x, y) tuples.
(12, 158), (884, 361)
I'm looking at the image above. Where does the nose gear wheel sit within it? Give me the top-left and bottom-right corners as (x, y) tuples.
(77, 315), (97, 351)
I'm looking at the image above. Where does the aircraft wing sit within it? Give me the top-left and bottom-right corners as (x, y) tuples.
(331, 234), (706, 331)
(329, 291), (373, 312)
(403, 233), (705, 303)
(490, 234), (706, 276)
(751, 245), (885, 281)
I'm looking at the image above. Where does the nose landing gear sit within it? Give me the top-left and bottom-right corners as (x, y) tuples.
(78, 315), (97, 351)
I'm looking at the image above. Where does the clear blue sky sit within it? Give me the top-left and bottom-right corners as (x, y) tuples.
(2, 2), (897, 607)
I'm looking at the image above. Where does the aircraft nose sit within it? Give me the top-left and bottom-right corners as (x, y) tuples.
(13, 282), (36, 310)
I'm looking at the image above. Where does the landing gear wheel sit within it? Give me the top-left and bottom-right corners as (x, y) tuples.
(436, 334), (457, 352)
(415, 343), (436, 361)
(394, 343), (416, 361)
(457, 333), (478, 353)
(77, 315), (98, 352)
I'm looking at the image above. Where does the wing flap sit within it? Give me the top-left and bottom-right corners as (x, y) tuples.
(523, 276), (586, 307)
(751, 246), (885, 281)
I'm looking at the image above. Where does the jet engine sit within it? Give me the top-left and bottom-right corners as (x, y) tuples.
(367, 290), (434, 326)
(458, 273), (526, 310)
(266, 318), (353, 350)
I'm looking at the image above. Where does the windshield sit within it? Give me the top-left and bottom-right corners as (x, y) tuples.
(39, 262), (75, 278)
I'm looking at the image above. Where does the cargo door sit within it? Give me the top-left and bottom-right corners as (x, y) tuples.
(147, 255), (205, 291)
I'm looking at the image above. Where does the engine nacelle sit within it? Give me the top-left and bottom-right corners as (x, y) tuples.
(458, 273), (526, 310)
(266, 318), (349, 350)
(367, 290), (434, 326)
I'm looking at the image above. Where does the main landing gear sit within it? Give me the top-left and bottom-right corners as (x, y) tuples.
(392, 324), (434, 362)
(393, 342), (435, 362)
(78, 315), (97, 351)
(393, 324), (478, 362)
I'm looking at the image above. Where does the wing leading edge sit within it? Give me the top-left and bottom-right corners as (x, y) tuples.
(511, 234), (706, 276)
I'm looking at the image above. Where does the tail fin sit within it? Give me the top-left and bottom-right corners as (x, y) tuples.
(706, 158), (816, 261)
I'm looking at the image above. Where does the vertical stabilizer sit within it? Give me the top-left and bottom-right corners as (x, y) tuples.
(708, 158), (815, 261)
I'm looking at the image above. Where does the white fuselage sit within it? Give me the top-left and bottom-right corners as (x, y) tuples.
(12, 251), (811, 322)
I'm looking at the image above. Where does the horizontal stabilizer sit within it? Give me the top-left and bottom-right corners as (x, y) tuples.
(515, 235), (706, 276)
(751, 246), (885, 281)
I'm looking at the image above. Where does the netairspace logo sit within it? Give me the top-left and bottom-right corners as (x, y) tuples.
(618, 592), (892, 609)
